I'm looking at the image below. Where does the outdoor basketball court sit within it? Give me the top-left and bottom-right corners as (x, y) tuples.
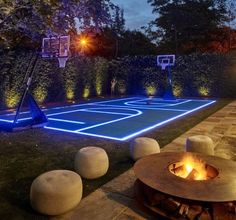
(0, 97), (216, 141)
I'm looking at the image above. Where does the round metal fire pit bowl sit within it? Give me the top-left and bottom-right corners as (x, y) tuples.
(134, 152), (236, 202)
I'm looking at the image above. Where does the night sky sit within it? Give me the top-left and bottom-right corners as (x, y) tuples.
(111, 0), (156, 30)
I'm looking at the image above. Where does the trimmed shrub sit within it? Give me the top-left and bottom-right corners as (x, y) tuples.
(0, 51), (235, 109)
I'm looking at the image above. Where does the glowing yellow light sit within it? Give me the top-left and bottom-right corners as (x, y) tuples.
(80, 38), (88, 46)
(83, 86), (90, 98)
(185, 164), (193, 173)
(198, 86), (210, 96)
(173, 84), (182, 97)
(145, 84), (157, 96)
(5, 89), (20, 108)
(33, 87), (47, 104)
(66, 87), (75, 100)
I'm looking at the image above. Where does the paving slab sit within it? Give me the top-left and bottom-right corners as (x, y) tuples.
(52, 189), (133, 220)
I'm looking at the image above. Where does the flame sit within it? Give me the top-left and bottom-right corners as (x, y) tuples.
(185, 163), (193, 173)
(171, 155), (208, 180)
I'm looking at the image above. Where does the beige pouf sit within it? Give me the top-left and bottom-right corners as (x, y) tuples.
(75, 147), (109, 179)
(30, 170), (82, 216)
(185, 135), (214, 155)
(130, 137), (160, 161)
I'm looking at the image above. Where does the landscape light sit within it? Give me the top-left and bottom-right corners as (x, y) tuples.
(80, 38), (88, 46)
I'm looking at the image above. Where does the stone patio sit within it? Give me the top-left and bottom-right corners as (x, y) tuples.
(53, 100), (236, 220)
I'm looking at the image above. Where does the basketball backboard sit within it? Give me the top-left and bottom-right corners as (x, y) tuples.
(157, 55), (175, 70)
(42, 35), (70, 58)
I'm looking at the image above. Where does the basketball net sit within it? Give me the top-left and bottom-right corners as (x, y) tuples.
(58, 57), (68, 68)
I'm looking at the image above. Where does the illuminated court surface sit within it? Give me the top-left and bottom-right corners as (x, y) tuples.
(0, 97), (216, 141)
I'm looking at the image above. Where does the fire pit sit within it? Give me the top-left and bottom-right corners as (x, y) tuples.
(134, 152), (236, 219)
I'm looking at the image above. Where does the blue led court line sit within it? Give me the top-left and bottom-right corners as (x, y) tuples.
(90, 96), (139, 105)
(75, 108), (142, 132)
(0, 117), (32, 123)
(74, 100), (216, 141)
(0, 97), (139, 125)
(48, 118), (85, 124)
(93, 103), (187, 111)
(43, 126), (80, 134)
(44, 126), (124, 141)
(0, 118), (14, 123)
(79, 108), (136, 116)
(118, 100), (216, 140)
(124, 99), (192, 107)
(0, 97), (216, 141)
(44, 107), (142, 140)
(46, 108), (86, 117)
(46, 96), (137, 111)
(77, 131), (126, 141)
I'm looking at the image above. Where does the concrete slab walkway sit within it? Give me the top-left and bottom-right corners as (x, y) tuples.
(53, 100), (236, 220)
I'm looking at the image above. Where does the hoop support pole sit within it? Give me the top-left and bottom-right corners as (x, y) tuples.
(13, 51), (40, 124)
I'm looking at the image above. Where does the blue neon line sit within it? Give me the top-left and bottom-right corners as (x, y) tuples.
(79, 108), (133, 116)
(0, 117), (31, 123)
(48, 118), (85, 124)
(118, 100), (216, 140)
(46, 97), (138, 110)
(0, 118), (13, 122)
(94, 103), (187, 111)
(44, 100), (216, 141)
(1, 97), (138, 116)
(80, 110), (132, 116)
(44, 126), (80, 134)
(78, 100), (216, 141)
(77, 131), (124, 141)
(46, 106), (138, 117)
(44, 126), (124, 141)
(0, 97), (144, 122)
(45, 107), (141, 133)
(90, 97), (139, 105)
(125, 99), (192, 107)
(75, 109), (142, 132)
(137, 100), (190, 106)
(46, 109), (84, 117)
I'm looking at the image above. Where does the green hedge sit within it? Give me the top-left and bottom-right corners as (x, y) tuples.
(0, 50), (235, 109)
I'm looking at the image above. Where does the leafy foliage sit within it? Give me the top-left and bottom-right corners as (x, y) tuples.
(94, 57), (109, 96)
(0, 0), (117, 49)
(146, 0), (235, 53)
(0, 52), (236, 109)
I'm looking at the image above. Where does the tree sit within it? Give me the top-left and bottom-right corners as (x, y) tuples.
(0, 0), (117, 49)
(147, 0), (229, 53)
(112, 7), (125, 35)
(118, 30), (157, 56)
(82, 29), (157, 58)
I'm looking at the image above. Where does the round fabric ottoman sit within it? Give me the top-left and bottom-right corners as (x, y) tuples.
(185, 135), (214, 155)
(130, 137), (160, 161)
(30, 170), (82, 216)
(74, 147), (109, 179)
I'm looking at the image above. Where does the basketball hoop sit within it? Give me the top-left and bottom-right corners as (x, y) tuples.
(42, 35), (70, 68)
(58, 57), (68, 68)
(157, 54), (176, 100)
(157, 55), (175, 70)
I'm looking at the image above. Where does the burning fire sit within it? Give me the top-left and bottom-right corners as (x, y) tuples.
(170, 155), (208, 180)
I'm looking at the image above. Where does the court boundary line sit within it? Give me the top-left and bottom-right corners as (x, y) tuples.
(124, 98), (192, 107)
(0, 97), (216, 141)
(73, 100), (216, 141)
